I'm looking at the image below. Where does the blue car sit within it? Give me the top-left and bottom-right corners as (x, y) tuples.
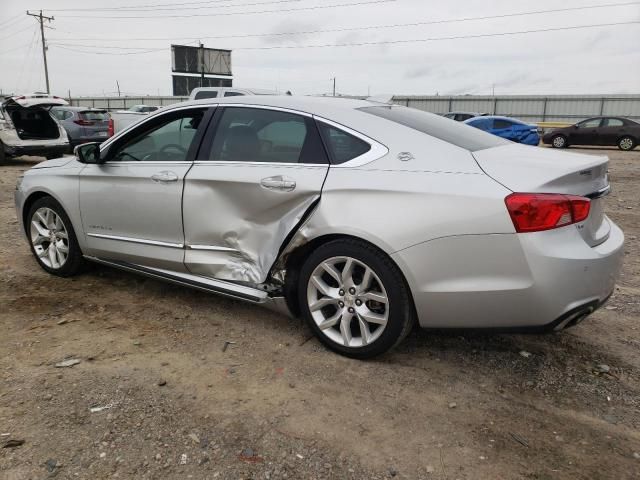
(464, 116), (540, 145)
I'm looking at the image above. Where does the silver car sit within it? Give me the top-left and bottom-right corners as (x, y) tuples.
(14, 97), (624, 358)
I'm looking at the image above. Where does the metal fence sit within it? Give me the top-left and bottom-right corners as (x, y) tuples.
(391, 94), (640, 123)
(68, 94), (640, 123)
(69, 96), (188, 111)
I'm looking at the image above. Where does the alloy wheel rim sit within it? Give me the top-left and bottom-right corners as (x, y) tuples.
(620, 138), (632, 150)
(307, 256), (389, 348)
(553, 136), (565, 147)
(30, 207), (70, 269)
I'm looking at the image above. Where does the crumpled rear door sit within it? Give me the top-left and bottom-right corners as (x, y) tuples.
(182, 163), (327, 283)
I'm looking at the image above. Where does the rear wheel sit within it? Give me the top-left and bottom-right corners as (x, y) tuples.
(298, 238), (414, 359)
(618, 136), (636, 151)
(551, 135), (567, 148)
(0, 141), (6, 164)
(46, 153), (63, 160)
(27, 196), (85, 276)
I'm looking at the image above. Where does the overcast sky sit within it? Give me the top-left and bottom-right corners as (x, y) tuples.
(1, 0), (639, 97)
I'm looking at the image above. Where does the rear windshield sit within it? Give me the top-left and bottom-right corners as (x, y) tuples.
(359, 105), (509, 152)
(194, 91), (219, 100)
(80, 111), (108, 121)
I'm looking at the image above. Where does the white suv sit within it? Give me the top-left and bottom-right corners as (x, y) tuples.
(0, 93), (69, 162)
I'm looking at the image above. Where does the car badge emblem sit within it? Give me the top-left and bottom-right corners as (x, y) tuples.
(398, 152), (414, 162)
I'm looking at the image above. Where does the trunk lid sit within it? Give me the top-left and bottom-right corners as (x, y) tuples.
(473, 143), (610, 246)
(78, 110), (110, 138)
(2, 94), (68, 109)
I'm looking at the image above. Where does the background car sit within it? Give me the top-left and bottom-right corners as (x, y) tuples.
(51, 107), (110, 150)
(189, 87), (280, 100)
(0, 93), (69, 162)
(442, 111), (487, 121)
(118, 104), (159, 113)
(464, 115), (540, 145)
(15, 97), (623, 358)
(542, 116), (639, 150)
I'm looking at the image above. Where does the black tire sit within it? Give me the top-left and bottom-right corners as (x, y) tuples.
(551, 135), (568, 148)
(45, 153), (63, 160)
(618, 136), (636, 151)
(0, 141), (7, 164)
(298, 238), (414, 359)
(26, 196), (86, 277)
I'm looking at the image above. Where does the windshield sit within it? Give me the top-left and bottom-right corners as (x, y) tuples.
(359, 105), (509, 152)
(80, 111), (109, 121)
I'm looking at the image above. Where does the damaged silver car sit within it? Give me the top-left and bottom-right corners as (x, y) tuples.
(15, 96), (624, 358)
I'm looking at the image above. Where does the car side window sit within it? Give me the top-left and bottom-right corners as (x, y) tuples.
(493, 119), (513, 129)
(224, 91), (244, 97)
(604, 118), (624, 127)
(577, 118), (602, 128)
(109, 110), (204, 162)
(317, 122), (371, 165)
(208, 107), (327, 164)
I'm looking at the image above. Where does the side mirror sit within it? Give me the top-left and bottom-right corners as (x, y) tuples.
(74, 142), (102, 164)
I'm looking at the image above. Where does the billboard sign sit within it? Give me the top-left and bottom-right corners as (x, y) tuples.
(171, 44), (232, 76)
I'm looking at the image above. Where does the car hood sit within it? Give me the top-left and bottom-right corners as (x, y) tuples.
(31, 157), (74, 169)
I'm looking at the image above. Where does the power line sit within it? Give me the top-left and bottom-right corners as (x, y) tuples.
(48, 1), (640, 43)
(52, 45), (166, 55)
(49, 0), (302, 13)
(57, 0), (396, 19)
(0, 13), (25, 28)
(47, 20), (640, 55)
(47, 0), (299, 11)
(232, 20), (640, 50)
(0, 24), (38, 43)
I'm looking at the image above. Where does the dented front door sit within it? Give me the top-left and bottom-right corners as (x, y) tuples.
(182, 106), (329, 283)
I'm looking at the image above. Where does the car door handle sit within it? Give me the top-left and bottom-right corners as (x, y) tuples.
(151, 171), (178, 183)
(260, 175), (296, 192)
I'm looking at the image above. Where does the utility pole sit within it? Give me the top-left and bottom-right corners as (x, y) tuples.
(200, 42), (205, 88)
(27, 10), (54, 94)
(332, 77), (336, 97)
(116, 80), (121, 97)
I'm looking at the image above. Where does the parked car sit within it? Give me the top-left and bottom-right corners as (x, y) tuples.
(442, 111), (487, 121)
(117, 105), (159, 113)
(0, 93), (69, 162)
(51, 107), (110, 150)
(15, 97), (623, 358)
(465, 115), (540, 145)
(189, 87), (279, 100)
(542, 116), (639, 151)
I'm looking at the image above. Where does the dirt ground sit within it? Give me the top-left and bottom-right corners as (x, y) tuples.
(1, 147), (639, 480)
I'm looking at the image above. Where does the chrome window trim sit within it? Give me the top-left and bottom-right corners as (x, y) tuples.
(313, 116), (389, 168)
(192, 160), (327, 168)
(87, 233), (184, 249)
(99, 104), (217, 150)
(101, 161), (193, 166)
(214, 103), (314, 118)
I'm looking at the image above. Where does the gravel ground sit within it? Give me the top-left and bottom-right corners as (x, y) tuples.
(1, 146), (639, 480)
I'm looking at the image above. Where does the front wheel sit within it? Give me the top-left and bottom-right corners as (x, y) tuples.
(27, 196), (86, 276)
(618, 136), (636, 151)
(298, 239), (414, 359)
(551, 135), (567, 148)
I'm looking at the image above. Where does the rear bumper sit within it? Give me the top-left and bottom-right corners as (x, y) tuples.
(393, 218), (624, 329)
(3, 143), (69, 158)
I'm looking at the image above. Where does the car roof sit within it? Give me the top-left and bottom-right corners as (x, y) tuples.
(162, 95), (387, 119)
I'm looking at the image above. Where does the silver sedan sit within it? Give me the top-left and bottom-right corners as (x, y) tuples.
(14, 96), (624, 358)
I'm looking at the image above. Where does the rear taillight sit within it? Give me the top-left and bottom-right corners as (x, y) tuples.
(107, 118), (114, 137)
(73, 119), (95, 126)
(505, 193), (590, 233)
